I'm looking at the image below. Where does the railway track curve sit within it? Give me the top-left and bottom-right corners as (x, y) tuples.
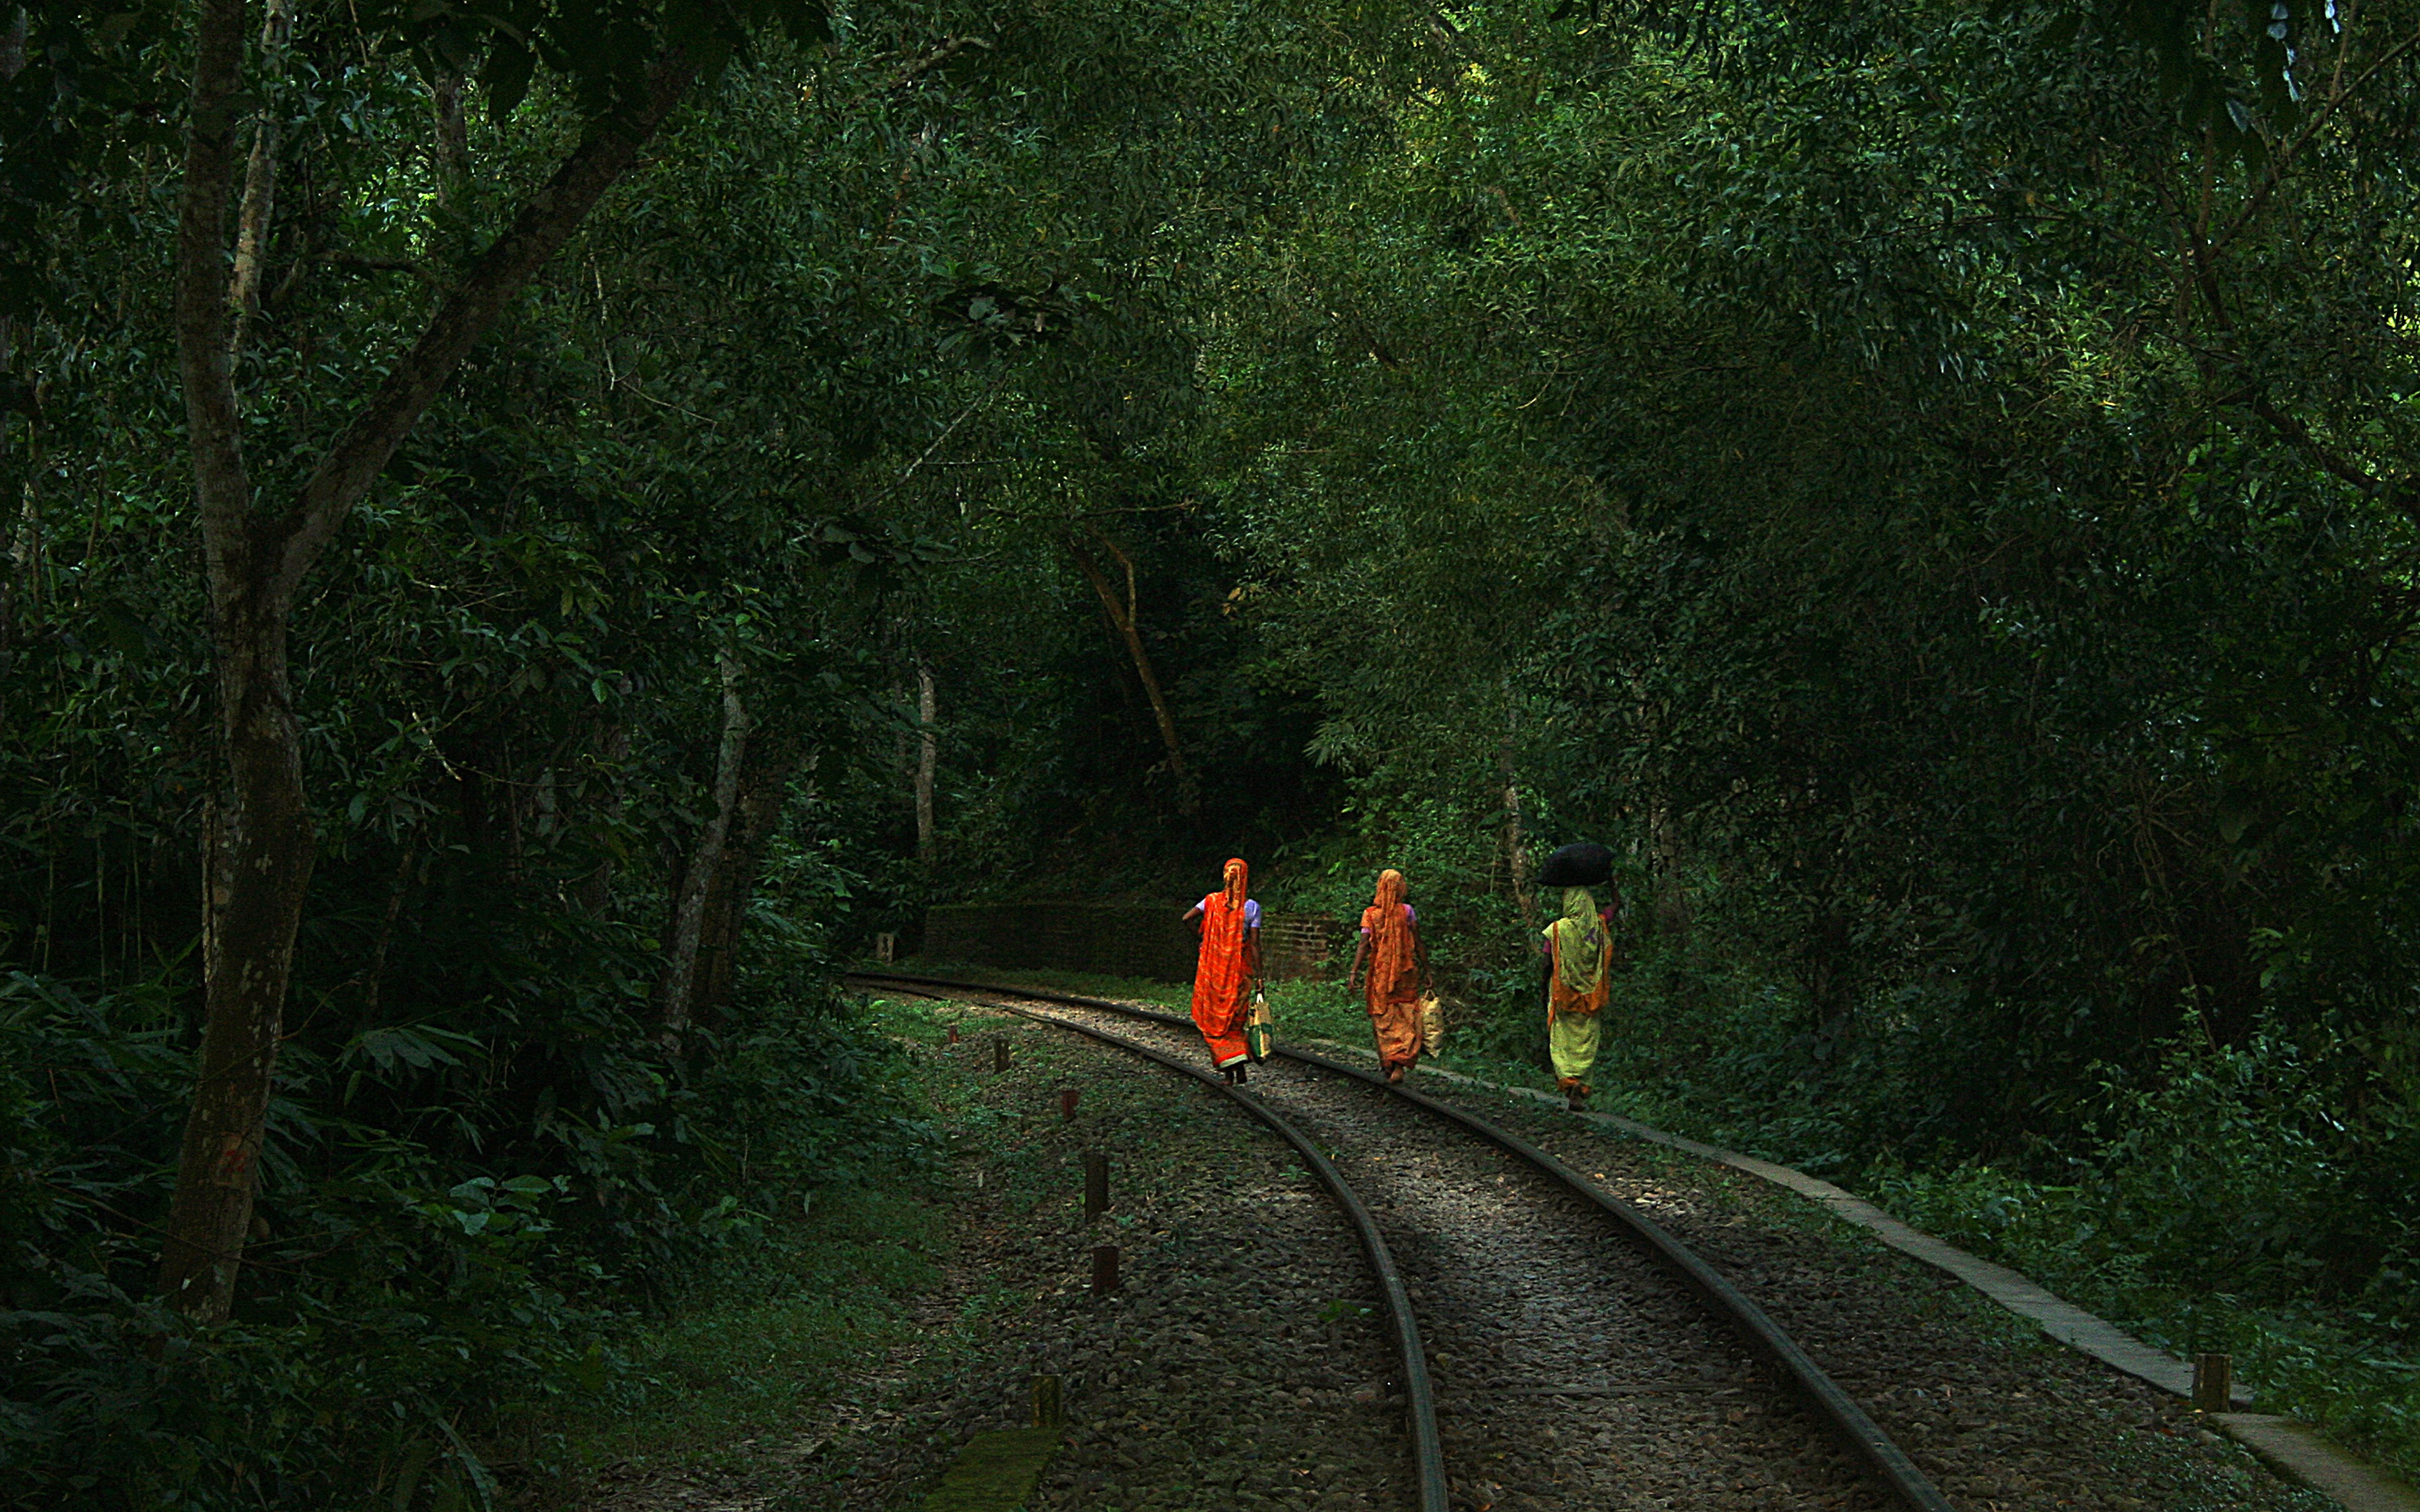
(857, 976), (1450, 1512)
(850, 970), (1958, 1512)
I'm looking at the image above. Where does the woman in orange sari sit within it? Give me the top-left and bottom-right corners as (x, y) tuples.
(1348, 869), (1426, 1083)
(1183, 857), (1260, 1083)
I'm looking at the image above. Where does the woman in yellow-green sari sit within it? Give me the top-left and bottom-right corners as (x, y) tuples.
(1540, 886), (1611, 1111)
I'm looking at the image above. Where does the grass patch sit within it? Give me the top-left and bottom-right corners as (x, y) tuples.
(510, 994), (1043, 1502)
(914, 1427), (1060, 1511)
(530, 1179), (950, 1484)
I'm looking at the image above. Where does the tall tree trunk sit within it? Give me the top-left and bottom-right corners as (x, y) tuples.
(225, 0), (294, 360)
(1, 8), (26, 83)
(1650, 795), (1690, 937)
(658, 653), (748, 1049)
(4, 314), (43, 668)
(575, 709), (628, 912)
(1499, 743), (1538, 933)
(1499, 683), (1538, 932)
(693, 840), (744, 1023)
(158, 0), (292, 1323)
(695, 735), (801, 1020)
(160, 8), (701, 1319)
(0, 9), (19, 682)
(1066, 530), (1196, 814)
(428, 68), (469, 208)
(915, 663), (937, 864)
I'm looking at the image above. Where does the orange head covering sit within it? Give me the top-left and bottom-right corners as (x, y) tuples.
(1362, 868), (1415, 996)
(1222, 857), (1249, 912)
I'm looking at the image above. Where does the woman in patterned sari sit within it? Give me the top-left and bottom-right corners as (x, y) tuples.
(1349, 868), (1426, 1084)
(1183, 857), (1260, 1083)
(1541, 885), (1612, 1110)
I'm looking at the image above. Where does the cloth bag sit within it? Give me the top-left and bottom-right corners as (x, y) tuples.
(1244, 990), (1276, 1063)
(1417, 992), (1445, 1055)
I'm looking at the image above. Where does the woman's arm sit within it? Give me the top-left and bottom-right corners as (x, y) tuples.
(1347, 933), (1369, 989)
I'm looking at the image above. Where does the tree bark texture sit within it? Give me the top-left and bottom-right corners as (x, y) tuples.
(1, 8), (25, 84)
(659, 654), (749, 1048)
(695, 735), (801, 1020)
(225, 0), (295, 360)
(161, 12), (702, 1318)
(693, 830), (746, 1022)
(915, 663), (937, 864)
(1500, 750), (1538, 933)
(429, 68), (470, 208)
(159, 0), (288, 1323)
(1067, 530), (1196, 812)
(1, 474), (36, 670)
(1650, 796), (1691, 937)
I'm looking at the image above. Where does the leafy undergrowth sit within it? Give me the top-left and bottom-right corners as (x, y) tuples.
(514, 1177), (951, 1495)
(508, 992), (975, 1502)
(1864, 1163), (2420, 1485)
(0, 964), (936, 1510)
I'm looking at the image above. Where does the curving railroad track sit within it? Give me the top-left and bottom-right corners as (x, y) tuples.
(848, 971), (1958, 1512)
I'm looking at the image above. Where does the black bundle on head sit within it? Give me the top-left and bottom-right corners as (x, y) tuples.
(1536, 842), (1615, 890)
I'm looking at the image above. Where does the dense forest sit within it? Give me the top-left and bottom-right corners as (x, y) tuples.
(6, 0), (2420, 1502)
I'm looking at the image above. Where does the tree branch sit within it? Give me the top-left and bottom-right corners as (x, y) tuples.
(890, 34), (990, 89)
(176, 0), (257, 605)
(317, 250), (442, 281)
(1067, 529), (1194, 804)
(874, 362), (1015, 503)
(2246, 392), (2420, 527)
(2180, 192), (2420, 528)
(275, 49), (701, 601)
(2218, 17), (2420, 253)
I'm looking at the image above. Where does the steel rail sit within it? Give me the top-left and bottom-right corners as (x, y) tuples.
(850, 970), (1956, 1512)
(855, 978), (1450, 1512)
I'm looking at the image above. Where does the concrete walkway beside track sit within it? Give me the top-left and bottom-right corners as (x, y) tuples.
(1303, 1038), (2420, 1512)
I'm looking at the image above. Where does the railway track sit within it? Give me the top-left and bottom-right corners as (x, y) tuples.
(849, 971), (1958, 1512)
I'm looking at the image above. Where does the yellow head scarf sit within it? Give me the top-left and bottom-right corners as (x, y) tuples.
(1546, 886), (1608, 993)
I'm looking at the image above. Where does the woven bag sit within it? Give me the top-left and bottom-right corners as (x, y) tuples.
(1244, 991), (1276, 1063)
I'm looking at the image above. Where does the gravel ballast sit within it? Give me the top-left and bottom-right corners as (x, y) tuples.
(582, 996), (1417, 1512)
(998, 986), (2342, 1512)
(1028, 1002), (1888, 1512)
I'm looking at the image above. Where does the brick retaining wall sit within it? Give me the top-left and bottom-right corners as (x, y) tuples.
(922, 903), (1344, 983)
